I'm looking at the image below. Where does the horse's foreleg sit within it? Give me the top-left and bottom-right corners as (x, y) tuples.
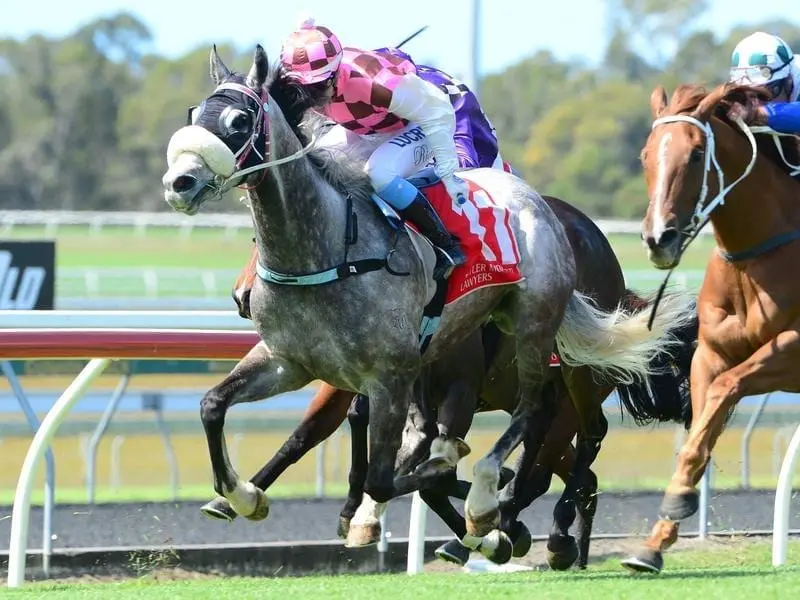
(396, 382), (438, 475)
(364, 374), (416, 503)
(347, 389), (436, 547)
(200, 342), (309, 520)
(202, 383), (353, 522)
(250, 384), (354, 491)
(625, 332), (800, 574)
(621, 341), (718, 574)
(415, 379), (475, 479)
(339, 394), (370, 539)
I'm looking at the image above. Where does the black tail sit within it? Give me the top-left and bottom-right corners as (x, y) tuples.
(616, 291), (698, 429)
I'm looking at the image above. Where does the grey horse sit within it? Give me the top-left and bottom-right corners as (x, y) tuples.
(161, 45), (693, 539)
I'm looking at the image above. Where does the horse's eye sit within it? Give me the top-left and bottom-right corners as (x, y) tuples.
(690, 148), (704, 163)
(222, 109), (251, 135)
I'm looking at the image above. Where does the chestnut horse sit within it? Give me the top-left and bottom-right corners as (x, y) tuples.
(217, 194), (696, 569)
(629, 82), (800, 573)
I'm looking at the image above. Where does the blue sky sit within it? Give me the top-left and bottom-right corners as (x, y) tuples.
(4, 0), (800, 88)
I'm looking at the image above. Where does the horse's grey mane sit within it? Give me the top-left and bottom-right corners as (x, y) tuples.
(298, 112), (377, 208)
(262, 65), (377, 209)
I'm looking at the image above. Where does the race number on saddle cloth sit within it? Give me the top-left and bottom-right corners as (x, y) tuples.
(404, 169), (525, 304)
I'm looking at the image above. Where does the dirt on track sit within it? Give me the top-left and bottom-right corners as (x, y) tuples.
(2, 489), (796, 550)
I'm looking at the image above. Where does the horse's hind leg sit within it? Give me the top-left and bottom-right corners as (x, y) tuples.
(489, 385), (576, 566)
(201, 342), (309, 519)
(573, 467), (599, 569)
(466, 283), (570, 538)
(466, 376), (559, 538)
(547, 410), (607, 570)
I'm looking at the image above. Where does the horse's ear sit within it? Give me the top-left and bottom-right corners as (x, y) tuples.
(650, 86), (668, 119)
(246, 44), (270, 90)
(694, 83), (731, 122)
(209, 44), (232, 85)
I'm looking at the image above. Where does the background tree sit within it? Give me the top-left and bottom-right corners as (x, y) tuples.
(2, 9), (799, 218)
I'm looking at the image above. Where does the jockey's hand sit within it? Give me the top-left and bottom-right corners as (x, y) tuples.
(727, 97), (768, 126)
(442, 173), (469, 206)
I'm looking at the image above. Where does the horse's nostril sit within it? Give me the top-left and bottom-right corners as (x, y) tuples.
(172, 174), (198, 193)
(658, 228), (680, 247)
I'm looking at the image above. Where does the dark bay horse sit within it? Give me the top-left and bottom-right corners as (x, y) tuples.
(630, 82), (800, 573)
(208, 194), (696, 569)
(162, 45), (693, 543)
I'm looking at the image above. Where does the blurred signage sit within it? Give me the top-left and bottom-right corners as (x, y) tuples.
(0, 241), (55, 310)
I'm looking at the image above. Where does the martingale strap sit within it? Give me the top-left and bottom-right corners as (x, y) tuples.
(718, 229), (800, 262)
(256, 194), (396, 286)
(256, 257), (388, 285)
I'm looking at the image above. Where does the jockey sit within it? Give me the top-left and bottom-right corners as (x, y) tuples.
(279, 18), (503, 280)
(728, 32), (800, 132)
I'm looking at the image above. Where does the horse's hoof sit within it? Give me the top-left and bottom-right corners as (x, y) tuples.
(478, 529), (513, 565)
(546, 534), (578, 571)
(466, 508), (500, 538)
(658, 489), (699, 521)
(621, 548), (663, 574)
(243, 488), (270, 521)
(435, 539), (471, 566)
(337, 515), (352, 539)
(345, 521), (381, 547)
(200, 496), (238, 522)
(414, 456), (454, 480)
(499, 467), (515, 490)
(415, 437), (472, 479)
(511, 522), (532, 558)
(453, 437), (471, 459)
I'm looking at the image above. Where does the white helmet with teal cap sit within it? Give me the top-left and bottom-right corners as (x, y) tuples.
(729, 32), (796, 95)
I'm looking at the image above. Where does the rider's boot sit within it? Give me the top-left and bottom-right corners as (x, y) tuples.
(398, 191), (467, 280)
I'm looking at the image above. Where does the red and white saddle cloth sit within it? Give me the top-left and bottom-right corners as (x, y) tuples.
(416, 170), (559, 367)
(417, 175), (525, 305)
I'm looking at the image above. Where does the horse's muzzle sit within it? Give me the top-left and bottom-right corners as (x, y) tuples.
(643, 227), (682, 269)
(163, 168), (211, 215)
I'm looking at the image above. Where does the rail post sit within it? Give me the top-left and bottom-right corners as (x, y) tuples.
(7, 358), (112, 588)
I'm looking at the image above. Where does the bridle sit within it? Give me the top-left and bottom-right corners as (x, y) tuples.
(650, 113), (759, 242)
(645, 111), (759, 330)
(193, 81), (318, 197)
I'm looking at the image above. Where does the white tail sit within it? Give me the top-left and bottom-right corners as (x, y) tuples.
(554, 289), (695, 385)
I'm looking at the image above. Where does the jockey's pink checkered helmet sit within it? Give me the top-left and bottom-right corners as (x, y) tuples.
(280, 17), (344, 85)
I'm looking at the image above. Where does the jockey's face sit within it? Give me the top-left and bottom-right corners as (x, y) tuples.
(303, 74), (337, 109)
(768, 77), (792, 101)
(324, 73), (337, 101)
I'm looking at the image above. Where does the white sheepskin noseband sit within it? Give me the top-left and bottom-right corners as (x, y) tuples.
(166, 125), (236, 178)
